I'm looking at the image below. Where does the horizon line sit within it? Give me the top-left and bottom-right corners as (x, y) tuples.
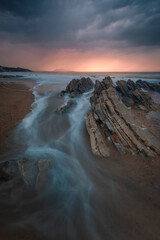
(36, 70), (160, 73)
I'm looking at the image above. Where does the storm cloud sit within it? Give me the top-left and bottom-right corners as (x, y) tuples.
(0, 0), (160, 71)
(0, 0), (160, 49)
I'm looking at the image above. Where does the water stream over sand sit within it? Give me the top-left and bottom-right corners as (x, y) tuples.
(5, 82), (103, 239)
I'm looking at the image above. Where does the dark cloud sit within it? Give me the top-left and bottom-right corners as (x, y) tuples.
(0, 0), (159, 50)
(0, 0), (46, 18)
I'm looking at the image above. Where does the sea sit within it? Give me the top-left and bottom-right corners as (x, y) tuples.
(0, 71), (160, 86)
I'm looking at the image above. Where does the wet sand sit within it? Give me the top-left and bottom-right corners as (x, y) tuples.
(0, 82), (34, 152)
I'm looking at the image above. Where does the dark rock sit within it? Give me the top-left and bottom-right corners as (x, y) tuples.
(60, 77), (94, 97)
(0, 160), (19, 181)
(136, 80), (160, 93)
(94, 76), (115, 96)
(116, 79), (158, 110)
(116, 79), (139, 98)
(56, 100), (74, 114)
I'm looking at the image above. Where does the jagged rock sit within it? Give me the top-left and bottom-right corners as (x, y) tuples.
(86, 77), (160, 157)
(116, 79), (139, 97)
(56, 100), (74, 114)
(60, 77), (94, 97)
(116, 79), (158, 109)
(94, 76), (115, 96)
(136, 80), (160, 93)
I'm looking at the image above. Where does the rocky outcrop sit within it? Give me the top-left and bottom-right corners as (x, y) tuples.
(0, 158), (51, 191)
(56, 100), (74, 114)
(86, 77), (160, 157)
(116, 79), (158, 110)
(58, 77), (94, 113)
(61, 77), (94, 98)
(136, 80), (160, 93)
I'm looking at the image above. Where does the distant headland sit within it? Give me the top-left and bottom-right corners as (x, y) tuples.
(0, 65), (32, 72)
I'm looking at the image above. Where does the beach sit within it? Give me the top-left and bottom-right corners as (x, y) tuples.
(0, 82), (34, 152)
(0, 73), (160, 240)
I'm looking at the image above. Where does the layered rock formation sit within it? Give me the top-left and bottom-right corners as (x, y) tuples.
(136, 79), (160, 93)
(116, 79), (158, 110)
(61, 77), (94, 98)
(86, 112), (110, 157)
(86, 77), (160, 157)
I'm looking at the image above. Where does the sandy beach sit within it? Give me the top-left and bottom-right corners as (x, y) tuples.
(0, 82), (34, 151)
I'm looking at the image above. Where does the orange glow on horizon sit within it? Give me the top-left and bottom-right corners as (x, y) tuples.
(0, 42), (160, 72)
(44, 49), (160, 72)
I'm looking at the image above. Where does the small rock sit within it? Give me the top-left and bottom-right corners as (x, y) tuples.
(56, 100), (74, 114)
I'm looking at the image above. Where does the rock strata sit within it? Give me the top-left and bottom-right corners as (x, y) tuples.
(86, 112), (110, 157)
(116, 79), (158, 110)
(136, 80), (160, 93)
(61, 77), (94, 98)
(86, 77), (160, 157)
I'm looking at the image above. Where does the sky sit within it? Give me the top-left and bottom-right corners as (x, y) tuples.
(0, 0), (160, 71)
